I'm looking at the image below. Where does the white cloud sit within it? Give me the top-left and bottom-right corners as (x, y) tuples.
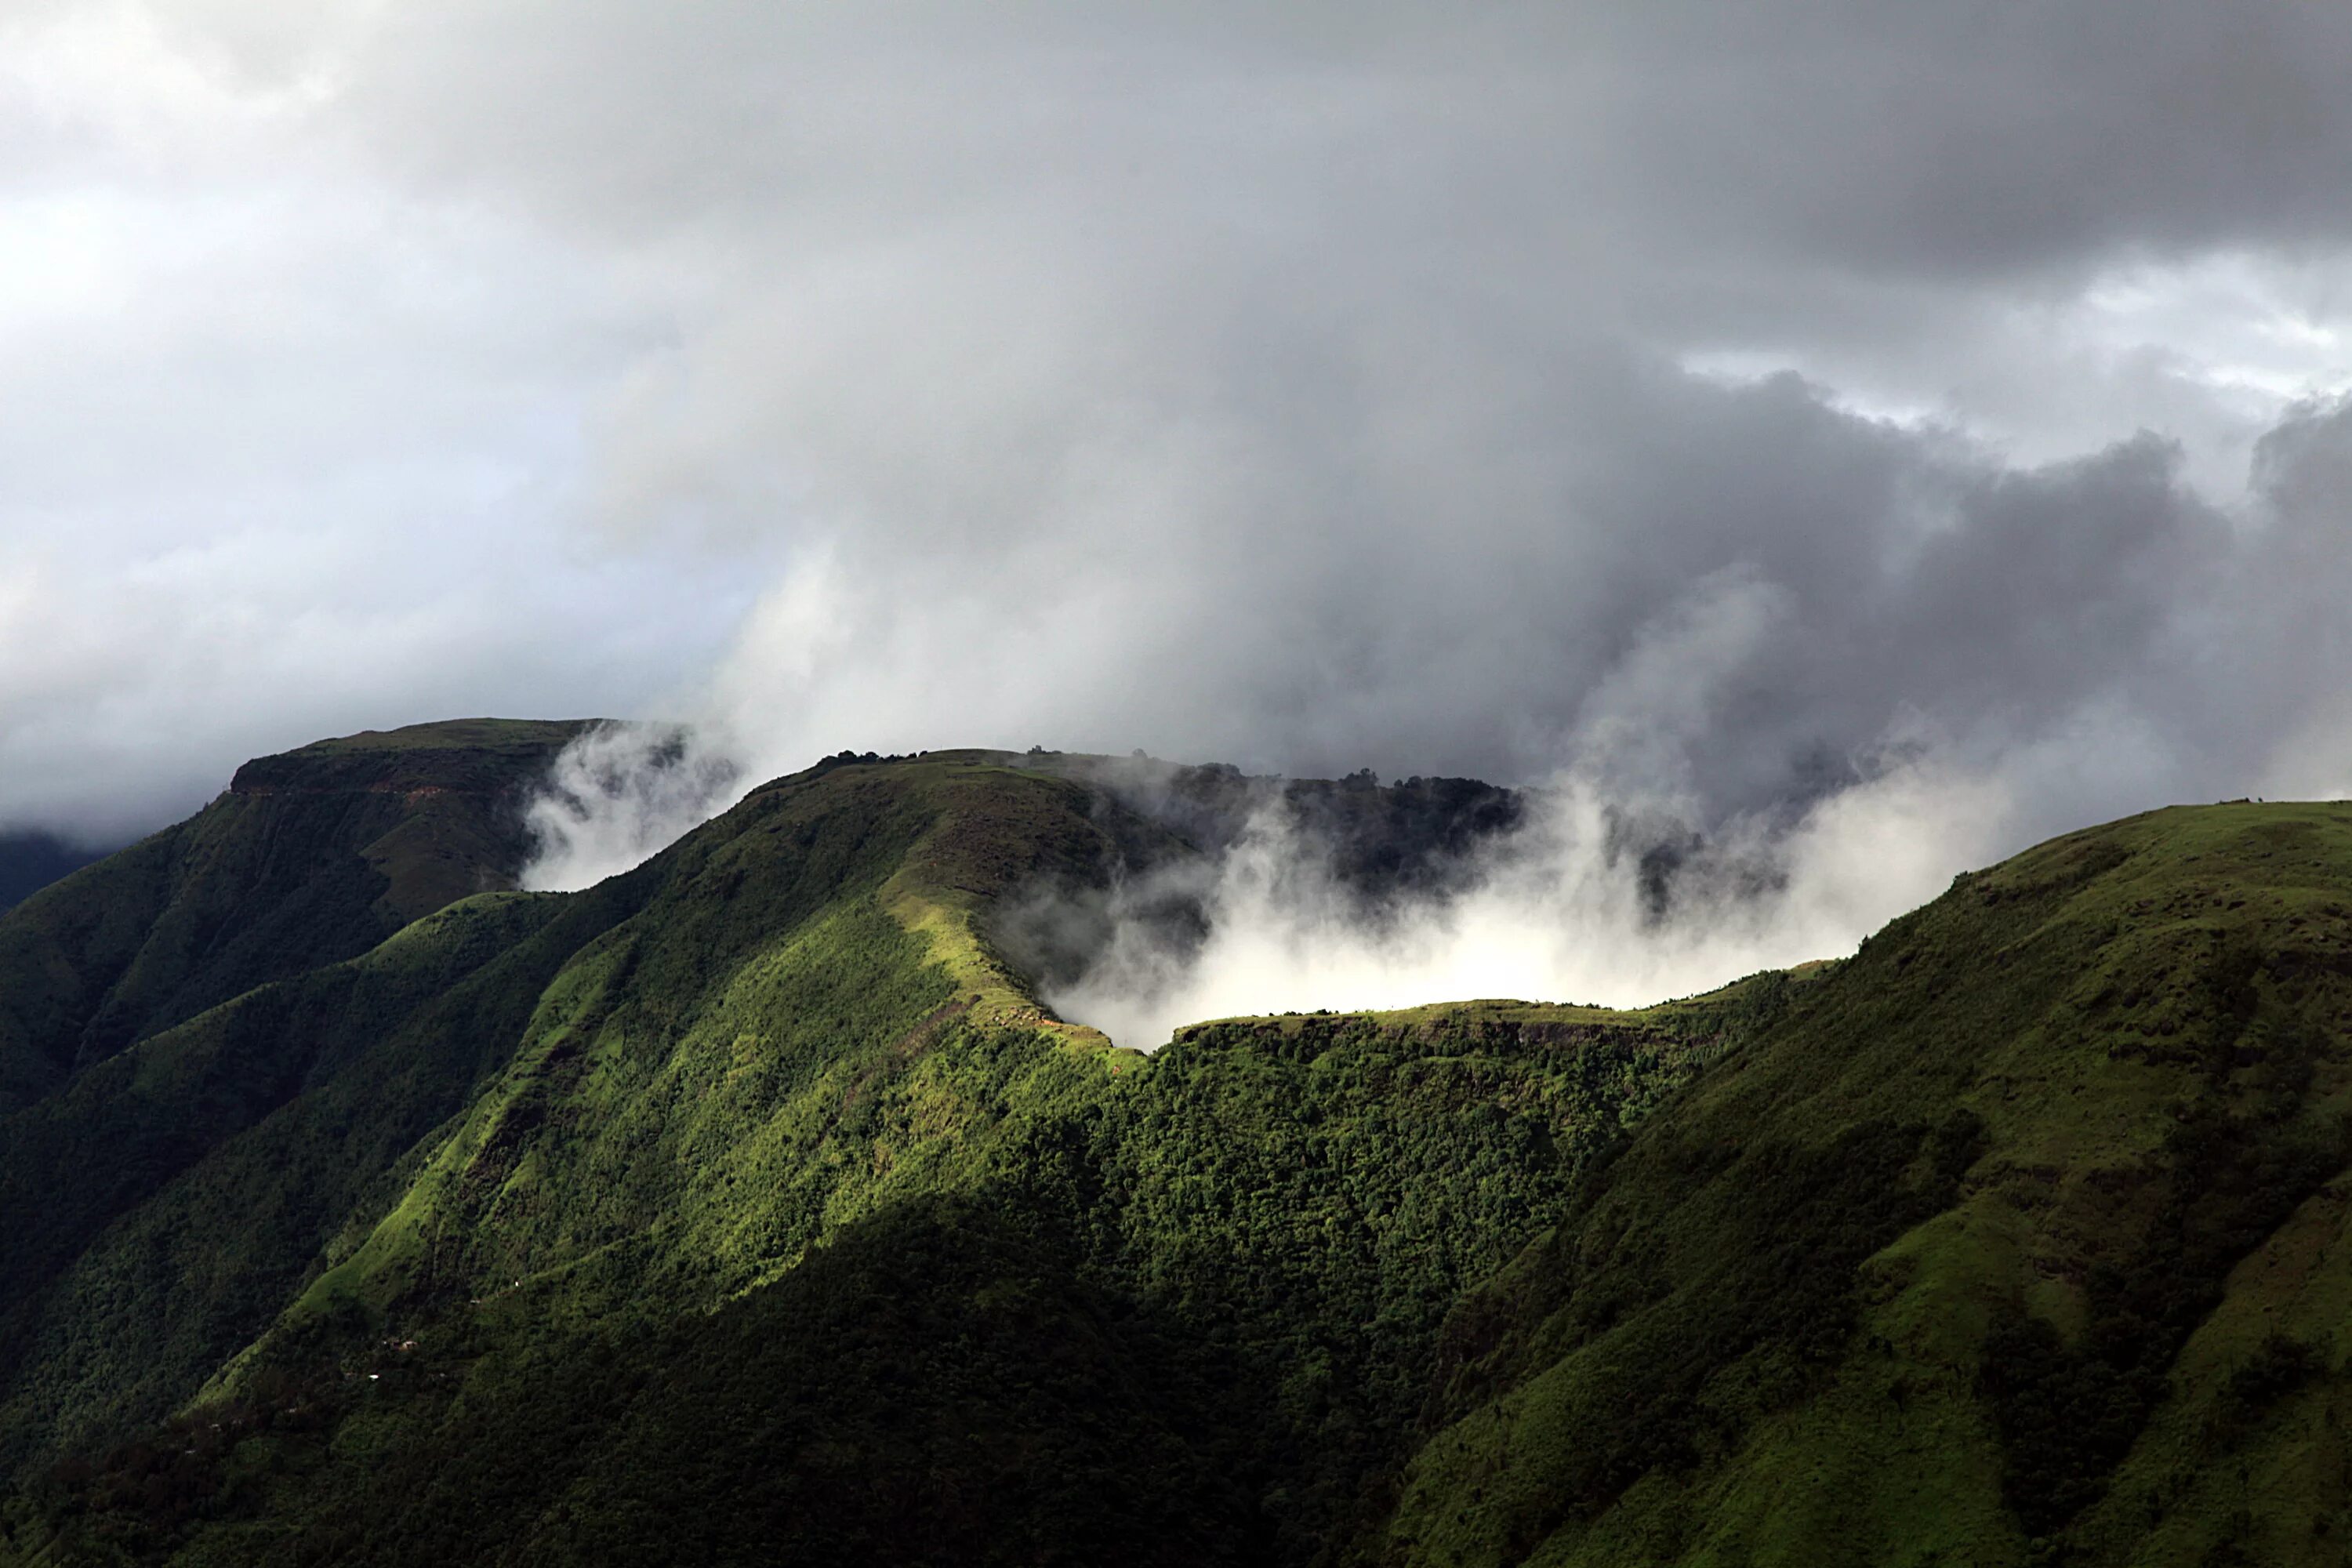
(1044, 757), (2019, 1050)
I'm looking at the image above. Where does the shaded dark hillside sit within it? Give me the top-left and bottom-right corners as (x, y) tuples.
(0, 884), (655, 1479)
(0, 719), (595, 1113)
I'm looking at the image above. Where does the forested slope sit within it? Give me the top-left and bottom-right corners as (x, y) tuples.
(9, 727), (2352, 1566)
(1378, 804), (2352, 1567)
(2, 739), (1732, 1564)
(0, 719), (594, 1115)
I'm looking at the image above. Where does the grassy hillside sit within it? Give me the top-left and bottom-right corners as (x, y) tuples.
(0, 719), (595, 1115)
(1374, 802), (2352, 1567)
(0, 746), (1136, 1496)
(2, 984), (1751, 1566)
(0, 742), (1754, 1566)
(0, 885), (659, 1479)
(10, 728), (2352, 1566)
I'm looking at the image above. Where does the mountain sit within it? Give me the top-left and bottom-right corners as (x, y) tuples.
(0, 719), (597, 1115)
(2, 728), (2350, 1566)
(1376, 804), (2352, 1568)
(1, 735), (1641, 1566)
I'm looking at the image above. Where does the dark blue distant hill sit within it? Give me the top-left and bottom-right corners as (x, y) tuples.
(0, 831), (104, 912)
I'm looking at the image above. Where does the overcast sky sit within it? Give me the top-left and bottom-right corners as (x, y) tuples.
(6, 1), (2352, 851)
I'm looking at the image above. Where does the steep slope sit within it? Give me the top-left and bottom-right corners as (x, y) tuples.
(1374, 803), (2352, 1567)
(0, 745), (1147, 1489)
(24, 731), (2352, 1566)
(0, 746), (1751, 1566)
(0, 884), (655, 1478)
(5, 993), (1751, 1567)
(0, 719), (595, 1114)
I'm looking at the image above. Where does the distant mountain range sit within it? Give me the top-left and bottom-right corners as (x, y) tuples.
(2, 720), (2347, 1566)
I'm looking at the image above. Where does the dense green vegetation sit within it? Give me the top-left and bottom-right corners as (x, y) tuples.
(1380, 804), (2352, 1566)
(9, 728), (2352, 1565)
(0, 719), (593, 1115)
(0, 722), (615, 1468)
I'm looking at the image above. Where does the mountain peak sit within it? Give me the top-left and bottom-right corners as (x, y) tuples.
(0, 719), (604, 1111)
(227, 717), (602, 798)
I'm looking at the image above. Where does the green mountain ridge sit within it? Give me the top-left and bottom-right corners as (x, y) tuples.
(4, 724), (2350, 1564)
(0, 718), (597, 1116)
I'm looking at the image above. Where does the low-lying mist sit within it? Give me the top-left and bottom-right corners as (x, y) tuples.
(523, 725), (2017, 1050)
(1019, 757), (2009, 1049)
(521, 722), (742, 894)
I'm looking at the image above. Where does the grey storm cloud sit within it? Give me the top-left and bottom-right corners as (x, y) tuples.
(5, 0), (2352, 871)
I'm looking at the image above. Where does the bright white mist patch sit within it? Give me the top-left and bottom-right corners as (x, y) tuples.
(515, 713), (2020, 1044)
(521, 721), (741, 892)
(1044, 762), (2014, 1051)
